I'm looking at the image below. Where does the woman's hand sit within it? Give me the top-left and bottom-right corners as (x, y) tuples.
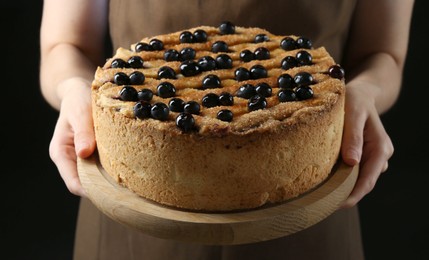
(49, 78), (96, 197)
(341, 80), (394, 208)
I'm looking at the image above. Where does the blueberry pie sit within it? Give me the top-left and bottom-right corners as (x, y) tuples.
(91, 22), (346, 211)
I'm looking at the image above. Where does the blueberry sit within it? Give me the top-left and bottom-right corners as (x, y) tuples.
(236, 84), (256, 99)
(168, 98), (185, 112)
(255, 34), (269, 43)
(255, 82), (272, 97)
(129, 71), (145, 85)
(281, 56), (298, 70)
(240, 50), (255, 62)
(280, 37), (297, 51)
(157, 66), (176, 79)
(114, 72), (130, 85)
(183, 101), (200, 115)
(218, 92), (234, 106)
(179, 31), (194, 43)
(179, 47), (196, 61)
(294, 72), (313, 86)
(150, 102), (170, 120)
(296, 37), (312, 49)
(119, 86), (138, 101)
(212, 41), (228, 53)
(193, 29), (208, 42)
(133, 101), (151, 119)
(198, 56), (217, 71)
(234, 67), (251, 81)
(278, 89), (297, 102)
(219, 21), (235, 35)
(202, 74), (221, 89)
(248, 95), (267, 111)
(176, 113), (196, 132)
(217, 109), (233, 122)
(296, 50), (312, 66)
(295, 86), (314, 100)
(215, 54), (233, 69)
(277, 73), (294, 89)
(254, 47), (270, 60)
(149, 39), (164, 50)
(135, 42), (152, 52)
(164, 49), (180, 61)
(137, 89), (153, 101)
(127, 56), (144, 68)
(202, 93), (219, 108)
(180, 60), (201, 77)
(250, 64), (267, 79)
(328, 65), (345, 79)
(111, 58), (128, 68)
(156, 82), (176, 98)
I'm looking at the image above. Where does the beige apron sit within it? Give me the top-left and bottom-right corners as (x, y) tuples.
(74, 1), (364, 259)
(108, 0), (357, 62)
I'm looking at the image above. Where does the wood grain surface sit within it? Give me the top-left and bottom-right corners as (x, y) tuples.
(77, 154), (358, 245)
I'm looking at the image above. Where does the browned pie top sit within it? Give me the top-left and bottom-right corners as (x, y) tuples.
(92, 23), (345, 136)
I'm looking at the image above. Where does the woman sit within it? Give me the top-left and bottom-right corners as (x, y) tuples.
(40, 0), (414, 259)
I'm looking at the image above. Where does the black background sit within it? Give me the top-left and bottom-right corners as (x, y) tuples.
(1, 1), (428, 259)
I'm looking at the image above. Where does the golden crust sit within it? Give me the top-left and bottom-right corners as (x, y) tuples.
(92, 25), (346, 211)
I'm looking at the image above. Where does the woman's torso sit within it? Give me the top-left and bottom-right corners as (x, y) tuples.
(108, 0), (357, 62)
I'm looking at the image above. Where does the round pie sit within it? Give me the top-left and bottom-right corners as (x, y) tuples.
(91, 22), (346, 211)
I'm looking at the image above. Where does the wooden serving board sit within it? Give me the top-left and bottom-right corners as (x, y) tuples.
(77, 154), (358, 245)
